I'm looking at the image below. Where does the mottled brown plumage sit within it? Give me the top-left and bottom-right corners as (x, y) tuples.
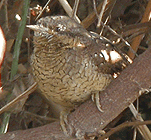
(27, 16), (124, 133)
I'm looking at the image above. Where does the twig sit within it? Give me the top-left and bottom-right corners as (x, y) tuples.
(81, 1), (104, 28)
(98, 120), (151, 140)
(133, 128), (137, 140)
(71, 0), (80, 19)
(82, 0), (117, 29)
(122, 22), (151, 37)
(97, 0), (108, 27)
(0, 82), (37, 115)
(0, 0), (5, 10)
(92, 0), (99, 17)
(58, 0), (81, 23)
(104, 24), (131, 46)
(99, 16), (109, 35)
(129, 103), (151, 140)
(127, 0), (151, 59)
(35, 0), (52, 21)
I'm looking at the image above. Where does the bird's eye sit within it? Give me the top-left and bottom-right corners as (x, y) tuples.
(55, 27), (60, 32)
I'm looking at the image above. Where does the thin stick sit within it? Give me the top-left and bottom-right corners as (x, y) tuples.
(35, 0), (52, 21)
(129, 103), (151, 140)
(58, 0), (81, 23)
(99, 16), (109, 35)
(127, 0), (151, 59)
(0, 82), (37, 115)
(97, 0), (108, 27)
(98, 120), (151, 140)
(71, 0), (80, 19)
(93, 0), (99, 17)
(0, 0), (5, 10)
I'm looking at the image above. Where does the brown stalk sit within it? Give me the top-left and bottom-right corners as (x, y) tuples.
(127, 0), (151, 59)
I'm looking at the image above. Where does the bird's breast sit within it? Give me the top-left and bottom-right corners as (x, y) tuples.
(31, 46), (112, 108)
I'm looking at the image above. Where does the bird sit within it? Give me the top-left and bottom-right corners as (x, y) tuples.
(27, 15), (125, 135)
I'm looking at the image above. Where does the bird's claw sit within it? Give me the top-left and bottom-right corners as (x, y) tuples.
(91, 91), (104, 112)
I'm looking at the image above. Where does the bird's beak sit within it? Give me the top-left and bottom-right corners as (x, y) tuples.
(26, 25), (50, 34)
(26, 25), (40, 31)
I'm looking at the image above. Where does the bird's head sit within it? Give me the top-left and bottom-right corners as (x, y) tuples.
(27, 16), (94, 50)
